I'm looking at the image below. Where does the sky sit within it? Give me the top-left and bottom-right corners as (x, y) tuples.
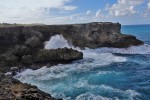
(0, 0), (150, 25)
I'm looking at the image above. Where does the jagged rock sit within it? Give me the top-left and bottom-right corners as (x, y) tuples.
(0, 26), (22, 54)
(21, 55), (33, 64)
(0, 73), (56, 100)
(60, 22), (144, 48)
(0, 22), (144, 54)
(10, 67), (19, 76)
(22, 28), (44, 40)
(36, 48), (83, 62)
(0, 22), (144, 70)
(25, 36), (42, 48)
(3, 54), (19, 66)
(13, 45), (30, 57)
(10, 67), (18, 71)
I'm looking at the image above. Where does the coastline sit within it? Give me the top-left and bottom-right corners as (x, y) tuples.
(0, 22), (144, 100)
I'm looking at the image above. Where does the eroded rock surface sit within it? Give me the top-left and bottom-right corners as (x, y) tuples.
(36, 48), (83, 62)
(0, 22), (144, 54)
(0, 73), (56, 100)
(0, 22), (144, 100)
(0, 22), (144, 71)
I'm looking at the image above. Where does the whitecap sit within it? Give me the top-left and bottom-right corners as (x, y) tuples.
(85, 44), (150, 54)
(74, 80), (140, 100)
(75, 92), (112, 100)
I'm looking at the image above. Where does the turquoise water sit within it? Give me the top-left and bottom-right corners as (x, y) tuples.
(15, 25), (150, 100)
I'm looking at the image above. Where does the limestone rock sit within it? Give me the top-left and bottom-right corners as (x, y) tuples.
(13, 45), (30, 57)
(0, 73), (56, 100)
(36, 48), (83, 62)
(21, 55), (33, 64)
(3, 54), (19, 66)
(25, 36), (42, 48)
(22, 28), (44, 40)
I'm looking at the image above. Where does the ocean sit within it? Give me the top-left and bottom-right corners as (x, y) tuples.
(15, 25), (150, 100)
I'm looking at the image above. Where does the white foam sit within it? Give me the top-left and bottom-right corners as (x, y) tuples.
(15, 51), (127, 83)
(86, 44), (150, 54)
(75, 92), (111, 100)
(97, 71), (121, 75)
(74, 80), (140, 100)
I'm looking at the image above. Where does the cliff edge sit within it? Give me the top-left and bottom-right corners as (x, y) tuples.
(0, 22), (143, 53)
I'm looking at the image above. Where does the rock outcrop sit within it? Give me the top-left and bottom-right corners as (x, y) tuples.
(36, 48), (83, 62)
(0, 22), (144, 54)
(0, 48), (83, 72)
(0, 22), (144, 100)
(0, 22), (144, 70)
(0, 73), (56, 100)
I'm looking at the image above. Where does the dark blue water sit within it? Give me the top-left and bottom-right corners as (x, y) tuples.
(15, 25), (150, 100)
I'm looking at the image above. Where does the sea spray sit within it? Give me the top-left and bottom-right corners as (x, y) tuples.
(45, 35), (73, 49)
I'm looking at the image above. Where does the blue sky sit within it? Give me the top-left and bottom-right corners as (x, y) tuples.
(0, 0), (150, 25)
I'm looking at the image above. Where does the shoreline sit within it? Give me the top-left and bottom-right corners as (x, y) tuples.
(0, 22), (144, 100)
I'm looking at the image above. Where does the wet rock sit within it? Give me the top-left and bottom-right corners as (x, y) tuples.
(36, 48), (83, 62)
(25, 36), (42, 48)
(0, 73), (56, 100)
(10, 67), (19, 76)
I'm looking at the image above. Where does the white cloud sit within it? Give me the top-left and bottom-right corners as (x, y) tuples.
(148, 2), (150, 9)
(61, 6), (77, 11)
(96, 9), (101, 17)
(0, 0), (77, 24)
(86, 10), (92, 15)
(108, 0), (144, 17)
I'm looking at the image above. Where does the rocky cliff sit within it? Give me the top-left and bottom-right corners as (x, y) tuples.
(0, 22), (143, 53)
(0, 22), (144, 100)
(0, 22), (144, 70)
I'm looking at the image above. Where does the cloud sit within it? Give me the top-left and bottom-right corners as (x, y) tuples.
(108, 0), (144, 17)
(148, 2), (150, 9)
(86, 10), (92, 15)
(0, 0), (77, 24)
(96, 9), (102, 17)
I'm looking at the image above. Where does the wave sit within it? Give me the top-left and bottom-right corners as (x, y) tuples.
(74, 80), (140, 100)
(75, 92), (112, 100)
(85, 44), (150, 54)
(15, 69), (140, 100)
(15, 52), (127, 82)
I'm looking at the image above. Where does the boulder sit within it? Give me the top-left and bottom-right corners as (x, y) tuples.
(21, 55), (33, 64)
(10, 67), (19, 76)
(13, 45), (30, 57)
(25, 36), (42, 48)
(36, 48), (83, 62)
(0, 26), (22, 54)
(3, 54), (19, 66)
(22, 28), (44, 40)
